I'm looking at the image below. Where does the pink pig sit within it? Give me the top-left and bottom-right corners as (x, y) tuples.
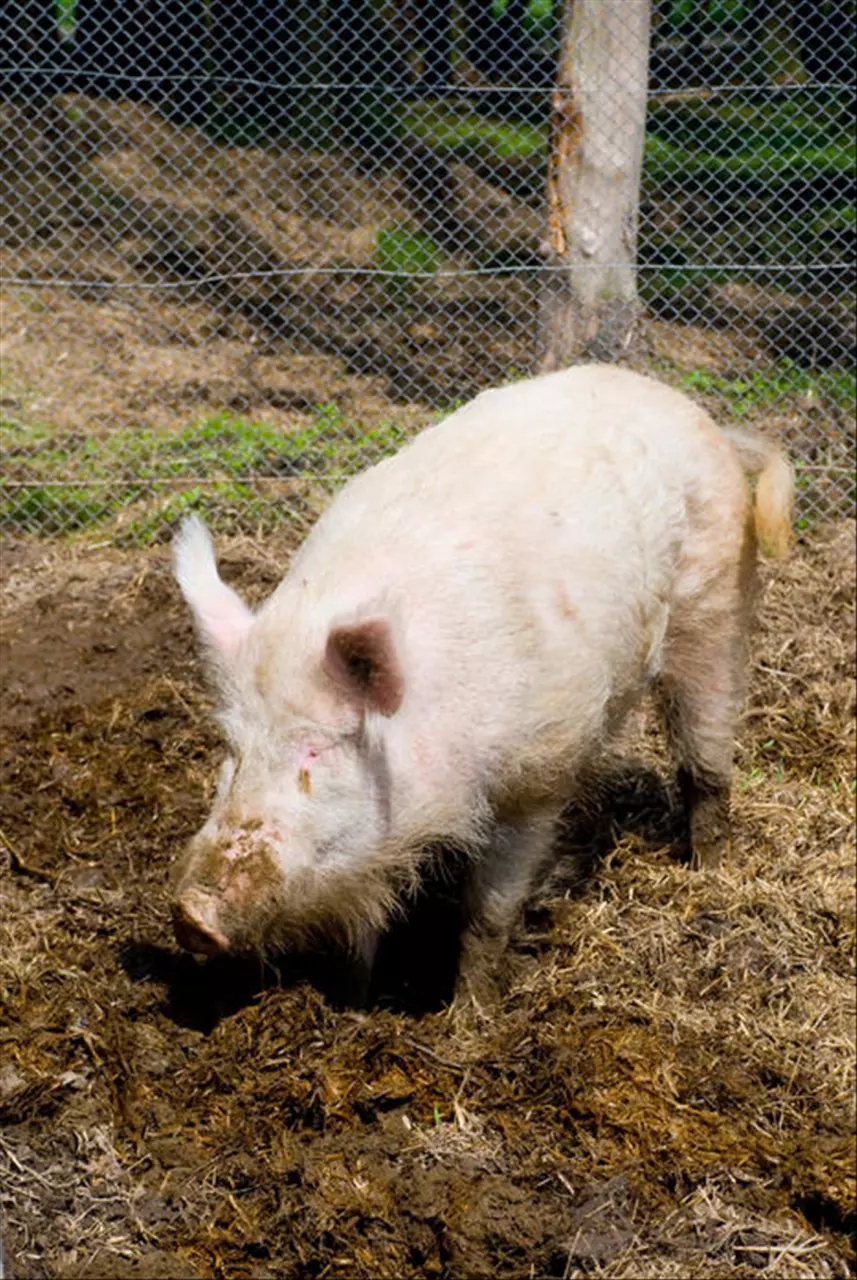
(171, 364), (793, 1004)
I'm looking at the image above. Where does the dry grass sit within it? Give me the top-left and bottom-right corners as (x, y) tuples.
(0, 521), (854, 1279)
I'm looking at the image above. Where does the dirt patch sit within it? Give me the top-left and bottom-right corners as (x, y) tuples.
(1, 522), (854, 1279)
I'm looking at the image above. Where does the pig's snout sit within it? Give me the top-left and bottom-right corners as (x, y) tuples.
(172, 890), (230, 956)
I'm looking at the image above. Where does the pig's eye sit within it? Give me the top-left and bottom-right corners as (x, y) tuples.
(297, 747), (319, 796)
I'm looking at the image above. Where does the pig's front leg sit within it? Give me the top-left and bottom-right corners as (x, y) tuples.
(456, 808), (560, 1011)
(330, 923), (380, 1009)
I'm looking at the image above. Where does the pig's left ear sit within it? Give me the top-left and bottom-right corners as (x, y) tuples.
(174, 515), (253, 660)
(324, 618), (404, 717)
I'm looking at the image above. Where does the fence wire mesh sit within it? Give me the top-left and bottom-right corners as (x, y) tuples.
(1, 0), (855, 542)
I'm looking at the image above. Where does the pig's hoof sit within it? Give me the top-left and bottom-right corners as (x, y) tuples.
(690, 837), (729, 871)
(452, 970), (502, 1023)
(172, 893), (230, 956)
(689, 806), (731, 871)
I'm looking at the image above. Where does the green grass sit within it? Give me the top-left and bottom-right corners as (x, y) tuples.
(115, 482), (293, 546)
(643, 129), (854, 184)
(490, 0), (555, 38)
(56, 0), (76, 35)
(646, 92), (855, 175)
(677, 360), (857, 419)
(662, 360), (856, 534)
(1, 484), (118, 536)
(399, 105), (546, 162)
(3, 358), (852, 543)
(399, 105), (546, 188)
(375, 226), (444, 292)
(0, 407), (410, 543)
(399, 97), (853, 275)
(399, 96), (853, 185)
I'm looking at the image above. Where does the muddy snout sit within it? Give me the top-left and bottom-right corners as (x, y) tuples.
(172, 889), (230, 956)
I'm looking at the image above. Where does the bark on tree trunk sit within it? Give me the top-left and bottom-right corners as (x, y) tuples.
(539, 0), (651, 370)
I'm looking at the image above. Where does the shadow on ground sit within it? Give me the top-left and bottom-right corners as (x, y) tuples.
(121, 759), (680, 1030)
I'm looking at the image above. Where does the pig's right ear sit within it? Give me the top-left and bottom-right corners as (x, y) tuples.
(173, 515), (253, 660)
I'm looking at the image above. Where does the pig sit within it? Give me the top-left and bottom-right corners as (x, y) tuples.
(170, 363), (794, 1006)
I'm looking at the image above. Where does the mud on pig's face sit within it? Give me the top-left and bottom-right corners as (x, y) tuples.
(170, 517), (404, 957)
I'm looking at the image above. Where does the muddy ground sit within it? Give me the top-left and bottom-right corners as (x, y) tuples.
(0, 518), (854, 1280)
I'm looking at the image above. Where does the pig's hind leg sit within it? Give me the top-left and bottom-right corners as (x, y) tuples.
(456, 808), (560, 1009)
(656, 569), (753, 870)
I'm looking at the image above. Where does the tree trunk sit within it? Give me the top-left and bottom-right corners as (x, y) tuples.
(539, 0), (651, 369)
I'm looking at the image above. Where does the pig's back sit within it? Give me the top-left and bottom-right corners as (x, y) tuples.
(295, 364), (730, 601)
(280, 365), (744, 782)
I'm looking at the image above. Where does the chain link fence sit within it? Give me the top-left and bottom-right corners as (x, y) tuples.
(1, 1), (854, 542)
